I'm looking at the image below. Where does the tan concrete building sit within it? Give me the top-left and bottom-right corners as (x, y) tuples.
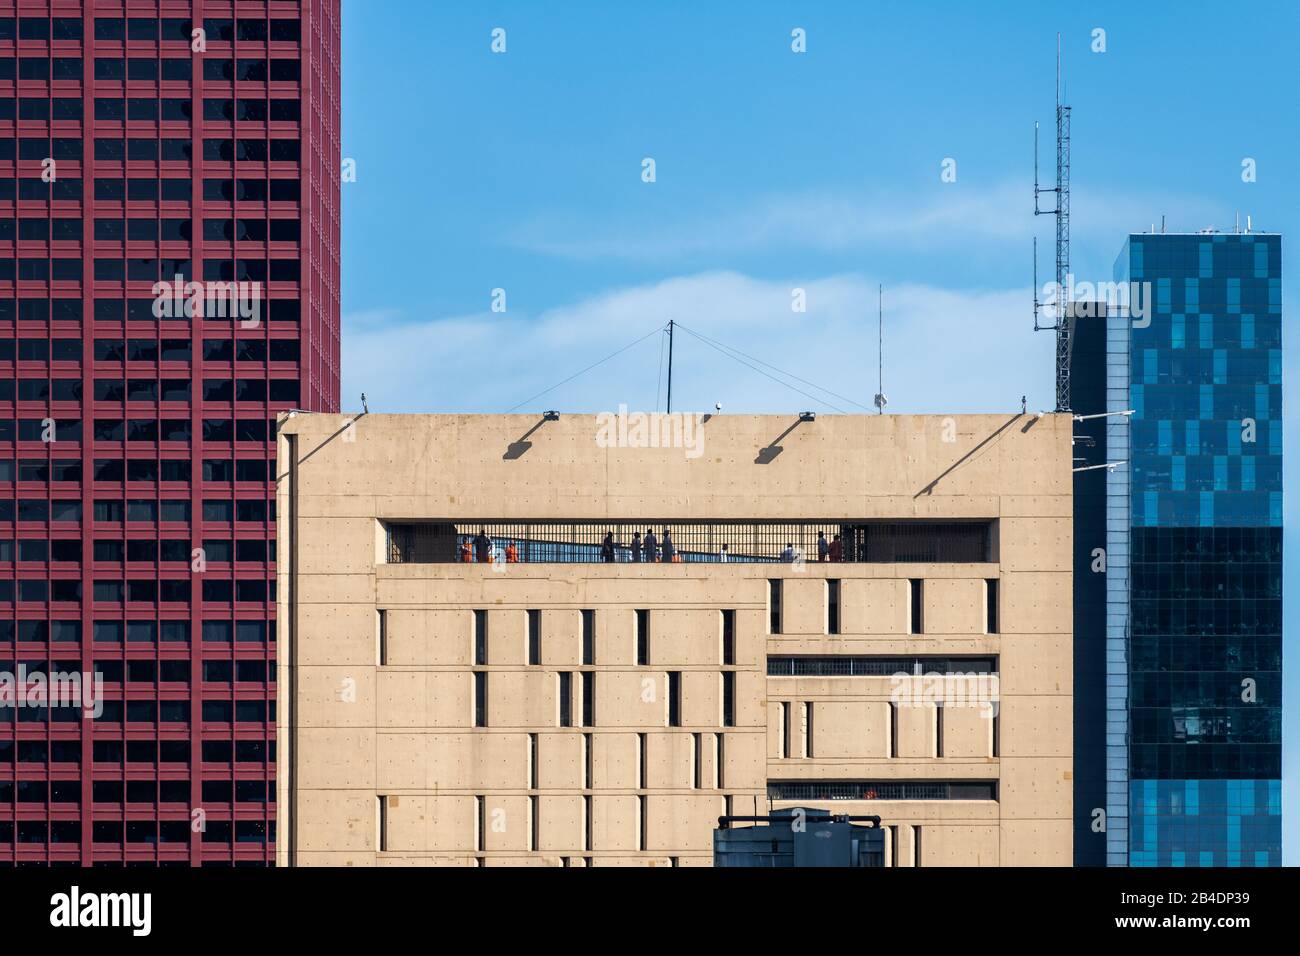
(276, 412), (1073, 866)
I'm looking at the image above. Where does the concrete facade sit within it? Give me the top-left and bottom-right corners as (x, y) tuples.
(276, 413), (1073, 866)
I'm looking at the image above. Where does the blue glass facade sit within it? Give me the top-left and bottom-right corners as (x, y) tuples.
(1129, 779), (1280, 867)
(1115, 234), (1282, 866)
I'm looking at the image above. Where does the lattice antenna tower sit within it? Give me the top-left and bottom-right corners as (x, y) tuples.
(1033, 33), (1072, 412)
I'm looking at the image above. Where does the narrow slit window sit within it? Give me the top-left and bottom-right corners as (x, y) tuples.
(474, 671), (488, 727)
(985, 579), (999, 634)
(527, 609), (541, 665)
(716, 733), (725, 789)
(474, 609), (487, 665)
(376, 795), (387, 852)
(376, 609), (387, 665)
(827, 579), (840, 635)
(637, 794), (647, 852)
(581, 609), (595, 665)
(583, 794), (592, 852)
(581, 671), (595, 727)
(529, 795), (539, 852)
(721, 671), (735, 728)
(909, 579), (924, 634)
(667, 671), (681, 727)
(935, 702), (944, 758)
(721, 609), (735, 665)
(804, 702), (814, 758)
(635, 609), (649, 665)
(888, 702), (897, 758)
(781, 702), (791, 758)
(475, 795), (485, 853)
(638, 732), (647, 790)
(558, 672), (572, 727)
(769, 579), (782, 634)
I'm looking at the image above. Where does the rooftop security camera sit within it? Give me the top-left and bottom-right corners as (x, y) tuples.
(714, 403), (722, 412)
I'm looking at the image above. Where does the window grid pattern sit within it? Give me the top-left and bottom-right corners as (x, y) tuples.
(0, 0), (341, 866)
(1117, 234), (1282, 867)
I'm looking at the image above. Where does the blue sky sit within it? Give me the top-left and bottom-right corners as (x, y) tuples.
(341, 0), (1297, 860)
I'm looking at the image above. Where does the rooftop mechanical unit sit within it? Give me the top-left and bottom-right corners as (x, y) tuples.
(713, 808), (885, 868)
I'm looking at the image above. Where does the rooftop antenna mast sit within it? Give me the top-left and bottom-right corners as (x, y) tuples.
(1033, 32), (1072, 412)
(873, 284), (887, 413)
(665, 319), (674, 414)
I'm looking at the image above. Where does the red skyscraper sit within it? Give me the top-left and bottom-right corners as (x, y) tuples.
(0, 0), (340, 864)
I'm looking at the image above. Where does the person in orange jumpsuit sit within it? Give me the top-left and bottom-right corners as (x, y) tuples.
(506, 541), (519, 563)
(459, 537), (472, 563)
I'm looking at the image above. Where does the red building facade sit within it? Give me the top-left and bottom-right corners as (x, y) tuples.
(0, 0), (340, 865)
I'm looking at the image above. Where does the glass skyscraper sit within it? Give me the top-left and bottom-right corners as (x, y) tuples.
(1075, 232), (1282, 866)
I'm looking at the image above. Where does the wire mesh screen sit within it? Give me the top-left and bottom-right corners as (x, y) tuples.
(385, 519), (996, 565)
(842, 522), (991, 563)
(767, 657), (998, 677)
(767, 781), (998, 801)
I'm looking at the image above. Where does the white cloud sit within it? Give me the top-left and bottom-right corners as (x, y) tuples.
(342, 271), (1055, 416)
(506, 182), (1228, 263)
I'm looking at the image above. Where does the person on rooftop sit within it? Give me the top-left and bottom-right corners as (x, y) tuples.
(473, 528), (491, 563)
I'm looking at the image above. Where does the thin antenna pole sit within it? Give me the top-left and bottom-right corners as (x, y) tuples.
(873, 285), (887, 414)
(1033, 122), (1039, 215)
(665, 320), (674, 414)
(1033, 236), (1039, 330)
(1056, 33), (1060, 106)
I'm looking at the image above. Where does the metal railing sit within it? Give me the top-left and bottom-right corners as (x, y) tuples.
(385, 519), (995, 565)
(767, 781), (998, 801)
(767, 656), (998, 677)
